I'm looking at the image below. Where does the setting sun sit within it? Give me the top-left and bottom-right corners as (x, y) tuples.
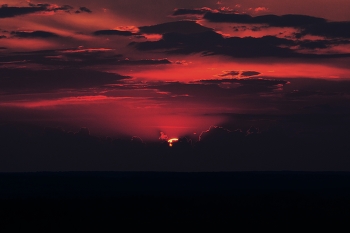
(167, 138), (179, 147)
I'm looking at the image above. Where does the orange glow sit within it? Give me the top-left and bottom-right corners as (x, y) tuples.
(0, 92), (225, 140)
(167, 138), (179, 147)
(142, 34), (163, 41)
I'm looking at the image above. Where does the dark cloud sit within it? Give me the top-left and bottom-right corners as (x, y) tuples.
(49, 4), (74, 13)
(131, 26), (350, 58)
(93, 30), (137, 36)
(0, 68), (130, 93)
(131, 30), (224, 53)
(172, 7), (241, 17)
(0, 48), (172, 68)
(114, 58), (171, 65)
(295, 38), (350, 50)
(0, 3), (74, 18)
(11, 30), (60, 38)
(0, 4), (47, 18)
(300, 22), (350, 39)
(297, 40), (330, 49)
(0, 47), (6, 49)
(78, 7), (92, 13)
(201, 11), (350, 39)
(138, 21), (212, 34)
(172, 8), (211, 16)
(253, 14), (327, 27)
(241, 71), (261, 77)
(0, 35), (6, 39)
(131, 31), (297, 57)
(203, 12), (327, 27)
(28, 3), (49, 7)
(53, 5), (74, 12)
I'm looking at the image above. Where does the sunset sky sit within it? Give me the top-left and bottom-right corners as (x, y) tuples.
(1, 0), (350, 143)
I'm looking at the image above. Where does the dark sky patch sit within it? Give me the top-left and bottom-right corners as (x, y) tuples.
(0, 48), (172, 68)
(0, 4), (47, 18)
(93, 30), (137, 36)
(300, 22), (350, 39)
(172, 8), (211, 16)
(0, 3), (74, 18)
(11, 30), (60, 38)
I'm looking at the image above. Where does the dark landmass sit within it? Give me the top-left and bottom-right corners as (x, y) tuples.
(1, 171), (350, 228)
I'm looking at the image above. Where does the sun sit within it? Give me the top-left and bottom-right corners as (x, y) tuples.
(167, 138), (179, 147)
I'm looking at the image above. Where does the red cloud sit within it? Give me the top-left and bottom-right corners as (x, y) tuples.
(254, 7), (269, 12)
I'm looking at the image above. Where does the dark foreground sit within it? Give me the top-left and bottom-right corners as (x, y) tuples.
(1, 172), (350, 229)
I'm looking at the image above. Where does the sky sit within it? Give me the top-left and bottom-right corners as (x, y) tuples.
(1, 1), (350, 171)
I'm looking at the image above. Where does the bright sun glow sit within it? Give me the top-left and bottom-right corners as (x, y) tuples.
(167, 138), (179, 147)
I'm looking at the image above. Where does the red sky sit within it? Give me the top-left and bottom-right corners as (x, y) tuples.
(1, 0), (350, 141)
